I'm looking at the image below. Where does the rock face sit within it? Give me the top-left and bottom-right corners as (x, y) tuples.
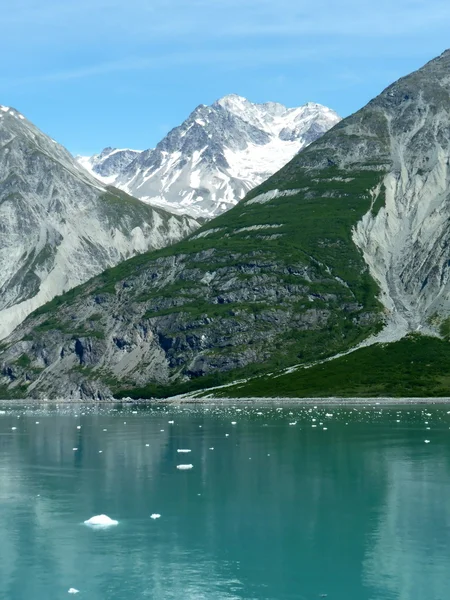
(3, 50), (450, 399)
(77, 147), (141, 183)
(77, 95), (340, 218)
(352, 50), (450, 338)
(0, 106), (198, 340)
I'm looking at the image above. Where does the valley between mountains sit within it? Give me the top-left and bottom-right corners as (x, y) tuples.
(3, 51), (450, 399)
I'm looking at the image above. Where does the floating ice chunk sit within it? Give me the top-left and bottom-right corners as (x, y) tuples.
(209, 447), (214, 450)
(168, 420), (174, 424)
(145, 444), (150, 447)
(424, 440), (431, 444)
(0, 410), (6, 414)
(77, 425), (81, 429)
(84, 514), (118, 527)
(289, 422), (297, 426)
(68, 589), (79, 594)
(73, 448), (78, 451)
(177, 449), (191, 453)
(231, 422), (237, 425)
(11, 427), (17, 430)
(176, 464), (193, 470)
(150, 514), (161, 519)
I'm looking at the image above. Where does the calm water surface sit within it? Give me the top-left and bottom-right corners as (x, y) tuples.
(1, 402), (450, 600)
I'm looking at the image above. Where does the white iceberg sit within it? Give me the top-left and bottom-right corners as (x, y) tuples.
(176, 464), (193, 470)
(68, 588), (79, 594)
(150, 514), (161, 519)
(177, 449), (191, 453)
(84, 514), (118, 528)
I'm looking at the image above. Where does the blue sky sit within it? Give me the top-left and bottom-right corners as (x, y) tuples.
(1, 0), (449, 155)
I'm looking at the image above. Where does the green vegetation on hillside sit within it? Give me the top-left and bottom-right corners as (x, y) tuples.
(216, 335), (450, 398)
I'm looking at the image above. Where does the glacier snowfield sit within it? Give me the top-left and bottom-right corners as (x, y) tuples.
(1, 401), (450, 599)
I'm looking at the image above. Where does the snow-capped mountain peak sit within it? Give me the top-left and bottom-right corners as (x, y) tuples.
(77, 95), (341, 218)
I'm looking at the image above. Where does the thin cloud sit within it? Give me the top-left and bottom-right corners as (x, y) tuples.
(2, 0), (450, 44)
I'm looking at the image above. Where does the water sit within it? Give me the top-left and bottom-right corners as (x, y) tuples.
(1, 402), (450, 600)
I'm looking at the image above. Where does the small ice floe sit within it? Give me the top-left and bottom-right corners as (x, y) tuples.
(177, 449), (191, 453)
(77, 425), (81, 430)
(68, 588), (79, 594)
(323, 427), (328, 431)
(176, 464), (193, 470)
(225, 433), (229, 437)
(11, 427), (17, 431)
(289, 422), (297, 426)
(0, 410), (6, 414)
(72, 448), (78, 451)
(150, 514), (161, 519)
(99, 450), (103, 453)
(231, 421), (237, 425)
(209, 447), (214, 450)
(103, 428), (107, 431)
(84, 514), (118, 528)
(145, 444), (150, 447)
(36, 421), (40, 424)
(168, 420), (174, 424)
(424, 440), (431, 444)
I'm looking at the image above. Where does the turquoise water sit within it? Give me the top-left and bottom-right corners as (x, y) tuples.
(1, 402), (450, 599)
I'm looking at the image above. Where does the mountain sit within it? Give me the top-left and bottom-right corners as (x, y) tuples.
(0, 105), (198, 341)
(77, 147), (141, 184)
(3, 50), (450, 399)
(77, 95), (340, 218)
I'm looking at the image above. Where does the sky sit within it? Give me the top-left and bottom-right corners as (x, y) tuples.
(0, 0), (449, 156)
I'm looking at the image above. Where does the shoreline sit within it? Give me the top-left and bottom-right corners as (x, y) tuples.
(1, 396), (450, 405)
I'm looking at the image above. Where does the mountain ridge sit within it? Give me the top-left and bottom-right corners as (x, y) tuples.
(0, 105), (198, 341)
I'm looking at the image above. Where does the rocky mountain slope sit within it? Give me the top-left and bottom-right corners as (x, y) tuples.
(3, 50), (450, 400)
(78, 95), (340, 218)
(0, 106), (198, 341)
(77, 147), (141, 184)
